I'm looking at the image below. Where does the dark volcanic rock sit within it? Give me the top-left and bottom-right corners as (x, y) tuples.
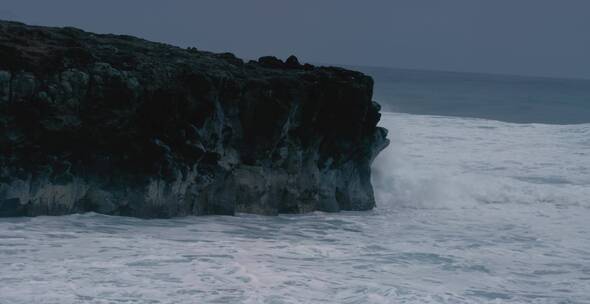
(285, 55), (301, 68)
(0, 20), (389, 218)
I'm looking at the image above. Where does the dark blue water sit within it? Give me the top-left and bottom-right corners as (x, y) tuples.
(354, 66), (590, 124)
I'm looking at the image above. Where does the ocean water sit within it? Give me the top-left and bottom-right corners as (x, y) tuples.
(355, 66), (590, 124)
(1, 69), (590, 303)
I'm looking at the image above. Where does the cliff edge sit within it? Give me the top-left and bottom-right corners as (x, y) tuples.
(0, 20), (389, 217)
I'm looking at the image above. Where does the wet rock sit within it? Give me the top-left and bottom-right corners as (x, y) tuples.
(11, 72), (36, 102)
(0, 70), (10, 103)
(0, 20), (389, 218)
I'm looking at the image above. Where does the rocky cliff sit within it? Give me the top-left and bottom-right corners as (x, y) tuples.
(0, 20), (389, 218)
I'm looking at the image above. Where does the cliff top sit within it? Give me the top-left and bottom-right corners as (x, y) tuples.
(0, 20), (371, 86)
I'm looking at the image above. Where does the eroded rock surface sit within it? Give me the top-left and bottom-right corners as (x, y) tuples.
(0, 20), (389, 217)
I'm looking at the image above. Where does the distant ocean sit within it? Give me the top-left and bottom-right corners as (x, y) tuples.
(1, 67), (589, 304)
(356, 66), (590, 124)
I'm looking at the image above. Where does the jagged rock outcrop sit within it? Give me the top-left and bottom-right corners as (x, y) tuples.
(0, 20), (389, 218)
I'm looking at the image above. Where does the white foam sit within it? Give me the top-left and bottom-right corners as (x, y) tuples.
(373, 113), (590, 210)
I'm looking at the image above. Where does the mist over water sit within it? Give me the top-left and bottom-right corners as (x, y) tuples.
(1, 68), (590, 303)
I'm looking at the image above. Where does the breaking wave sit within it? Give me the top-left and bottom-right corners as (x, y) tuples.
(373, 112), (590, 210)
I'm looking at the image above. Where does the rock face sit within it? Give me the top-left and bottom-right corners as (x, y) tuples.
(0, 20), (389, 218)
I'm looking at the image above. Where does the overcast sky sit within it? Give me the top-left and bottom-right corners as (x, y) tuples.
(1, 0), (589, 79)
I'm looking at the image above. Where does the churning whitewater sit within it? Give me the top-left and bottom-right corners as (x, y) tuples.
(1, 113), (589, 304)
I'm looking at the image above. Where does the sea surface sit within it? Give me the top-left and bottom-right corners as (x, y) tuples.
(356, 66), (590, 124)
(1, 68), (590, 304)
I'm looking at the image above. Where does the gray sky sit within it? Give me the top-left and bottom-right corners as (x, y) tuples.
(1, 0), (589, 79)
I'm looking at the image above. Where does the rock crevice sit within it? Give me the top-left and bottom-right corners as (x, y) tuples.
(0, 20), (389, 218)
